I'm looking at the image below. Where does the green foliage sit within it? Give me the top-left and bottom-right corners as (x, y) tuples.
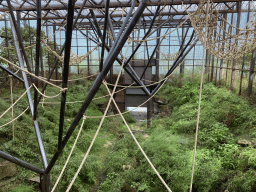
(2, 75), (256, 191)
(10, 184), (35, 192)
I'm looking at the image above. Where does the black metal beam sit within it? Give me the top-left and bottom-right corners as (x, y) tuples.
(37, 0), (89, 105)
(58, 0), (75, 151)
(33, 0), (41, 120)
(124, 5), (160, 66)
(45, 0), (148, 174)
(140, 28), (166, 80)
(0, 151), (44, 174)
(76, 26), (151, 96)
(0, 63), (24, 83)
(100, 0), (110, 71)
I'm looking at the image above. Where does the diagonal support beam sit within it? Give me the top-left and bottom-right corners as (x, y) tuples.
(10, 17), (48, 169)
(34, 0), (41, 120)
(0, 63), (24, 83)
(100, 0), (110, 71)
(45, 0), (149, 174)
(151, 34), (197, 95)
(6, 0), (32, 73)
(85, 10), (150, 95)
(0, 151), (44, 174)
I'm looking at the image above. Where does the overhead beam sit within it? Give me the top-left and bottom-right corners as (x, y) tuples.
(0, 0), (239, 12)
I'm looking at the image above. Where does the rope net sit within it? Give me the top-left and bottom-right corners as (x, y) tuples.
(188, 0), (256, 60)
(42, 39), (100, 66)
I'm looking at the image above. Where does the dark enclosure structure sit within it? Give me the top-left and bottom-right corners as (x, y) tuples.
(0, 0), (256, 191)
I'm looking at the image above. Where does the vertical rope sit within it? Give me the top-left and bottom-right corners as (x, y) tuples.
(103, 81), (172, 192)
(189, 1), (210, 191)
(51, 116), (86, 192)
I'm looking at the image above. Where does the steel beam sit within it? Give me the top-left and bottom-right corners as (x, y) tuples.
(34, 0), (41, 120)
(37, 0), (89, 105)
(100, 0), (110, 71)
(0, 151), (44, 174)
(6, 0), (32, 73)
(151, 35), (197, 95)
(58, 0), (75, 151)
(0, 63), (24, 83)
(124, 5), (160, 66)
(248, 49), (256, 97)
(45, 0), (148, 174)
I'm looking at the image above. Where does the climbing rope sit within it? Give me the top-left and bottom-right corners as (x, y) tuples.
(104, 81), (172, 192)
(189, 0), (210, 191)
(0, 85), (32, 119)
(66, 40), (131, 192)
(32, 83), (66, 99)
(0, 107), (29, 129)
(0, 56), (66, 92)
(9, 75), (14, 140)
(188, 0), (256, 59)
(51, 116), (86, 192)
(42, 39), (100, 66)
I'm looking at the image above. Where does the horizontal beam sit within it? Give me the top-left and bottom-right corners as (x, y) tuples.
(0, 151), (44, 174)
(15, 9), (237, 21)
(0, 0), (238, 12)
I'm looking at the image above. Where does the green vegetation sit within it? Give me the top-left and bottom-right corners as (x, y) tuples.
(1, 75), (256, 191)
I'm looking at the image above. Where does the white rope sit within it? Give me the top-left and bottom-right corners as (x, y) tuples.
(189, 0), (210, 191)
(103, 81), (172, 192)
(40, 73), (99, 82)
(0, 106), (29, 128)
(32, 83), (66, 99)
(66, 40), (131, 192)
(0, 85), (32, 119)
(51, 116), (86, 192)
(0, 56), (65, 91)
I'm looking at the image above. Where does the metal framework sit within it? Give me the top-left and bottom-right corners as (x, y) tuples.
(0, 0), (255, 191)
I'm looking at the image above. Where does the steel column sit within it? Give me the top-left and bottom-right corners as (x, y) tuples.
(58, 0), (76, 151)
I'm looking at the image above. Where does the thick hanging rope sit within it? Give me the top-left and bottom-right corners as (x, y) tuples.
(42, 39), (100, 65)
(66, 40), (131, 192)
(0, 56), (66, 92)
(51, 116), (86, 192)
(103, 81), (172, 192)
(40, 72), (98, 82)
(188, 0), (256, 59)
(0, 85), (32, 119)
(0, 106), (29, 129)
(189, 0), (210, 191)
(32, 83), (65, 99)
